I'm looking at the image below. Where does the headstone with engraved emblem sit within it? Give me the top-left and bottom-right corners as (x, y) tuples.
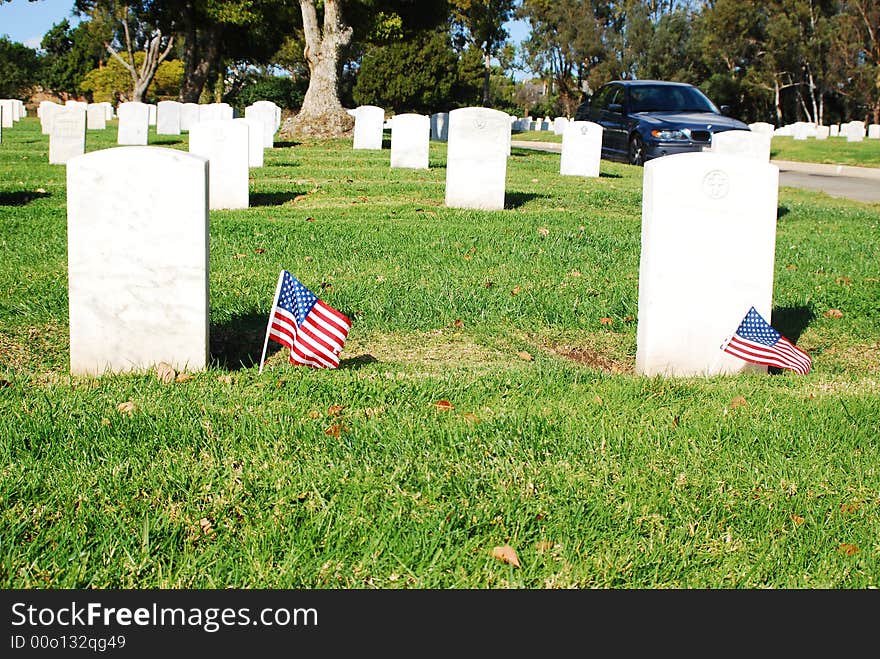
(444, 107), (510, 210)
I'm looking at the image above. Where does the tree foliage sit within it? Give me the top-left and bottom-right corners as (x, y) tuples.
(79, 51), (182, 102)
(39, 19), (107, 99)
(0, 37), (40, 98)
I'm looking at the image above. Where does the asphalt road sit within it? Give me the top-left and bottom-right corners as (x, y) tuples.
(510, 140), (880, 204)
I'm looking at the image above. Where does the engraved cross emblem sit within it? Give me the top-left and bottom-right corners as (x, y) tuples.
(702, 170), (729, 199)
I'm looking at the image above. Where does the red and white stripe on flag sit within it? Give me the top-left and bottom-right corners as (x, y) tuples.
(723, 334), (811, 375)
(268, 300), (351, 369)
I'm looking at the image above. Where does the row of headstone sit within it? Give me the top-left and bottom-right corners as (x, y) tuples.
(0, 99), (26, 128)
(711, 129), (772, 161)
(770, 120), (880, 142)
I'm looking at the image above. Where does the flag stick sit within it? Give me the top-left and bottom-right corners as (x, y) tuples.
(258, 270), (286, 375)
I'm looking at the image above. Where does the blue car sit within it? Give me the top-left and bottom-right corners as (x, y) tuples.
(573, 80), (750, 166)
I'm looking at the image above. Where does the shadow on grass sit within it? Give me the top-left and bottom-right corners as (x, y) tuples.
(150, 137), (185, 146)
(273, 141), (301, 148)
(250, 192), (305, 207)
(210, 312), (269, 371)
(599, 172), (622, 178)
(340, 353), (379, 368)
(505, 192), (548, 209)
(777, 205), (790, 219)
(771, 305), (814, 344)
(0, 190), (51, 206)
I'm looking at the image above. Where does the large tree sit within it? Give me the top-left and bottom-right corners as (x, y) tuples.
(0, 37), (40, 98)
(451, 0), (517, 106)
(39, 19), (107, 100)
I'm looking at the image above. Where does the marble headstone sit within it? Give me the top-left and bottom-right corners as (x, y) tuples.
(117, 101), (150, 145)
(189, 119), (250, 210)
(234, 117), (264, 168)
(636, 152), (779, 377)
(390, 113), (430, 169)
(353, 105), (385, 150)
(846, 121), (864, 142)
(815, 125), (830, 140)
(868, 124), (880, 139)
(444, 107), (510, 211)
(49, 105), (86, 164)
(157, 100), (182, 135)
(180, 103), (200, 132)
(39, 101), (60, 135)
(245, 101), (280, 148)
(747, 122), (775, 135)
(553, 117), (568, 136)
(0, 100), (13, 128)
(147, 103), (157, 126)
(66, 147), (209, 375)
(86, 103), (106, 130)
(710, 129), (771, 161)
(830, 124), (839, 137)
(430, 112), (449, 142)
(560, 120), (603, 177)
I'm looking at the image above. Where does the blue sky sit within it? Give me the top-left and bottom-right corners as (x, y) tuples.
(0, 0), (80, 48)
(0, 0), (527, 53)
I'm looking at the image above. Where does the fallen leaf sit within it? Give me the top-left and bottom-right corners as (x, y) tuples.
(463, 254), (472, 261)
(364, 407), (383, 418)
(568, 270), (581, 277)
(462, 413), (479, 423)
(155, 362), (176, 384)
(453, 319), (464, 327)
(517, 351), (533, 361)
(175, 372), (193, 383)
(838, 543), (859, 556)
(484, 281), (494, 288)
(324, 424), (346, 437)
(840, 503), (859, 514)
(671, 415), (680, 429)
(320, 282), (332, 290)
(307, 410), (321, 419)
(217, 375), (234, 385)
(305, 216), (316, 222)
(824, 308), (843, 318)
(327, 405), (345, 417)
(233, 253), (247, 259)
(791, 514), (805, 526)
(835, 276), (851, 285)
(729, 396), (748, 409)
(199, 517), (215, 535)
(304, 256), (313, 262)
(101, 417), (111, 426)
(534, 541), (553, 553)
(254, 248), (265, 254)
(537, 227), (549, 237)
(511, 286), (521, 296)
(35, 188), (46, 193)
(600, 317), (613, 325)
(786, 264), (798, 270)
(593, 395), (603, 405)
(116, 401), (135, 415)
(624, 316), (636, 322)
(492, 545), (521, 568)
(435, 400), (454, 411)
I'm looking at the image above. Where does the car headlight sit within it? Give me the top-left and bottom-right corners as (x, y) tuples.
(650, 128), (690, 141)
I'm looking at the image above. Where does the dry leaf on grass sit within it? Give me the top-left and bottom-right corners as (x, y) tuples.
(786, 264), (798, 270)
(492, 545), (521, 568)
(511, 286), (521, 296)
(307, 410), (321, 419)
(175, 373), (193, 383)
(517, 351), (533, 361)
(462, 413), (479, 424)
(116, 401), (135, 415)
(838, 543), (859, 556)
(435, 400), (454, 411)
(729, 396), (748, 410)
(836, 277), (851, 285)
(537, 227), (549, 237)
(199, 517), (215, 536)
(327, 405), (346, 417)
(324, 424), (347, 437)
(791, 514), (805, 526)
(254, 248), (266, 254)
(217, 375), (234, 385)
(534, 541), (553, 553)
(824, 308), (843, 318)
(156, 362), (176, 384)
(0, 379), (11, 388)
(599, 317), (613, 326)
(484, 281), (494, 288)
(453, 319), (464, 327)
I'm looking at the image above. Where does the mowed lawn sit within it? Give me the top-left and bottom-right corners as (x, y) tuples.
(1, 117), (878, 588)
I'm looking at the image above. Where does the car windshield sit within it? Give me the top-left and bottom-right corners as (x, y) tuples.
(628, 85), (719, 114)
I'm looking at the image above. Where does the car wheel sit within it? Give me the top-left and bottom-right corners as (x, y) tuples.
(628, 134), (645, 166)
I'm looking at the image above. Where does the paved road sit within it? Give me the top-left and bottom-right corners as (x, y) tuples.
(511, 140), (880, 204)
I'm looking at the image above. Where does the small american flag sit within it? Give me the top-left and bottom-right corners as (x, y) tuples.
(722, 306), (811, 375)
(261, 270), (351, 370)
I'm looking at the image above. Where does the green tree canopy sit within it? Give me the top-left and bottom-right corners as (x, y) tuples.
(0, 37), (40, 98)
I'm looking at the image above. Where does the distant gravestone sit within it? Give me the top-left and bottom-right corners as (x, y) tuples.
(147, 103), (157, 126)
(792, 122), (809, 140)
(748, 122), (775, 135)
(635, 152), (779, 377)
(66, 147), (210, 375)
(233, 118), (264, 168)
(444, 107), (510, 211)
(353, 105), (385, 150)
(710, 129), (771, 161)
(157, 100), (182, 135)
(215, 103), (234, 120)
(830, 124), (839, 137)
(846, 121), (864, 142)
(390, 113), (430, 169)
(86, 103), (106, 130)
(39, 101), (60, 135)
(430, 112), (449, 142)
(553, 117), (568, 135)
(49, 105), (86, 164)
(868, 124), (880, 139)
(198, 104), (219, 122)
(180, 103), (200, 132)
(0, 100), (13, 128)
(245, 101), (280, 148)
(560, 120), (603, 177)
(815, 125), (830, 140)
(189, 119), (250, 210)
(117, 101), (150, 145)
(101, 102), (114, 120)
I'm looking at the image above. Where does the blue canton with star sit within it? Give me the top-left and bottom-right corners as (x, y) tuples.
(278, 271), (318, 326)
(736, 307), (780, 346)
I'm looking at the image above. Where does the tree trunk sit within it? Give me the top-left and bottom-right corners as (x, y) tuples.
(483, 52), (491, 106)
(284, 0), (354, 139)
(774, 78), (783, 126)
(179, 11), (221, 103)
(106, 31), (174, 103)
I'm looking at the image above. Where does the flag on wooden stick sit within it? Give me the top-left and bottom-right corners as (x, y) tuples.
(721, 306), (811, 375)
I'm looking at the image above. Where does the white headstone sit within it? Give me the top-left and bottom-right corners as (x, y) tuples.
(188, 119), (250, 210)
(748, 122), (775, 135)
(792, 122), (809, 140)
(390, 113), (430, 169)
(244, 101), (280, 148)
(101, 102), (114, 120)
(553, 117), (568, 135)
(430, 112), (449, 142)
(815, 126), (830, 140)
(39, 101), (60, 135)
(846, 121), (864, 142)
(147, 103), (157, 126)
(86, 103), (106, 130)
(199, 104), (219, 122)
(353, 105), (385, 150)
(635, 152), (779, 377)
(180, 103), (200, 131)
(66, 147), (209, 375)
(868, 124), (880, 139)
(117, 101), (150, 145)
(560, 120), (603, 177)
(0, 100), (13, 128)
(216, 102), (234, 120)
(830, 124), (839, 137)
(156, 100), (182, 135)
(444, 107), (510, 211)
(234, 118), (264, 168)
(49, 105), (86, 164)
(710, 129), (771, 161)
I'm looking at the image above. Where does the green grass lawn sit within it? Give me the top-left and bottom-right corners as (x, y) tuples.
(1, 117), (879, 588)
